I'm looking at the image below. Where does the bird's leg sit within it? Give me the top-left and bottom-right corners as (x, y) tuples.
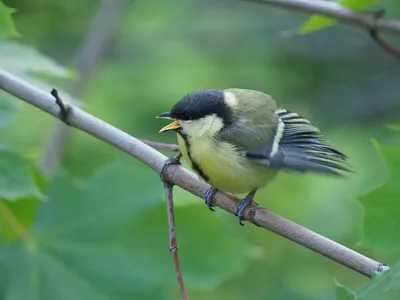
(204, 187), (218, 211)
(160, 152), (182, 182)
(234, 189), (257, 226)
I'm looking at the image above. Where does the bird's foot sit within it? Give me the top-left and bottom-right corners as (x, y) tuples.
(160, 153), (182, 182)
(204, 187), (217, 211)
(51, 89), (72, 125)
(234, 190), (257, 226)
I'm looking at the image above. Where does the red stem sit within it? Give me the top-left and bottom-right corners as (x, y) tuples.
(164, 182), (188, 300)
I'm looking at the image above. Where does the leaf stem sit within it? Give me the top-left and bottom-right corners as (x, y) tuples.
(0, 200), (35, 245)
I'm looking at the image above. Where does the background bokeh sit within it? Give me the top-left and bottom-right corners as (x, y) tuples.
(1, 0), (400, 299)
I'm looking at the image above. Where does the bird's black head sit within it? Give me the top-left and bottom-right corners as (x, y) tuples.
(169, 89), (232, 125)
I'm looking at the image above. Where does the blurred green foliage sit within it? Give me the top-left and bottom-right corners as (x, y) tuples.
(299, 0), (380, 34)
(335, 280), (356, 299)
(0, 1), (18, 38)
(1, 0), (400, 299)
(358, 141), (400, 252)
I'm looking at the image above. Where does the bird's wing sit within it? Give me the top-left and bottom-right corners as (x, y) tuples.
(220, 108), (351, 176)
(246, 109), (351, 175)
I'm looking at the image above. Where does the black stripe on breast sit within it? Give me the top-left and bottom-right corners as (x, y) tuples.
(178, 130), (210, 182)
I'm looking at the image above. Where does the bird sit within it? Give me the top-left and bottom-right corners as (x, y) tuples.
(157, 88), (351, 225)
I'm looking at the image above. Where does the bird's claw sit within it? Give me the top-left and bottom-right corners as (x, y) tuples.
(51, 89), (71, 125)
(204, 187), (217, 211)
(160, 153), (182, 183)
(234, 190), (257, 226)
(234, 202), (246, 226)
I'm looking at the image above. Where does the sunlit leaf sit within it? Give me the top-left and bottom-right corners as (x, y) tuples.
(387, 124), (400, 131)
(0, 148), (43, 202)
(0, 197), (39, 243)
(358, 140), (400, 251)
(0, 1), (18, 38)
(299, 0), (380, 34)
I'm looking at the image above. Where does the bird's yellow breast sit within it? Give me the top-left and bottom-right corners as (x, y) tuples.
(177, 134), (277, 194)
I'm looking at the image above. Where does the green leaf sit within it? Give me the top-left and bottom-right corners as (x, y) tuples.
(0, 41), (72, 79)
(0, 159), (253, 298)
(0, 97), (21, 131)
(0, 148), (43, 201)
(0, 197), (40, 243)
(299, 0), (380, 34)
(335, 279), (357, 300)
(387, 124), (400, 132)
(358, 141), (400, 251)
(0, 41), (76, 125)
(131, 201), (251, 290)
(0, 1), (18, 39)
(358, 261), (400, 300)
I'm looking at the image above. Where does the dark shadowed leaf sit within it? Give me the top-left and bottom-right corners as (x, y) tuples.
(0, 159), (253, 299)
(130, 200), (252, 290)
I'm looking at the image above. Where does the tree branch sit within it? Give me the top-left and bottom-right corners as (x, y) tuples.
(244, 0), (400, 34)
(163, 179), (188, 300)
(0, 69), (389, 278)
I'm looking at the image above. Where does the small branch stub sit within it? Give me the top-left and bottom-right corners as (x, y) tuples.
(367, 9), (400, 58)
(51, 89), (72, 125)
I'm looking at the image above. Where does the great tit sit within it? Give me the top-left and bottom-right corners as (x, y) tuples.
(158, 88), (351, 225)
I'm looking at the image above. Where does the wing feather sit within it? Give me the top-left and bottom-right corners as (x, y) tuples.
(245, 109), (352, 176)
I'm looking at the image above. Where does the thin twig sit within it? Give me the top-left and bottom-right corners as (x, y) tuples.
(0, 69), (389, 278)
(0, 200), (35, 245)
(244, 0), (400, 34)
(365, 9), (400, 58)
(140, 139), (180, 152)
(163, 181), (188, 300)
(369, 29), (400, 58)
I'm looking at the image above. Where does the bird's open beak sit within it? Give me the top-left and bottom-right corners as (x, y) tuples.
(157, 112), (182, 132)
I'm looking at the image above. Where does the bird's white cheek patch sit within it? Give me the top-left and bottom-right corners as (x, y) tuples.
(180, 116), (223, 138)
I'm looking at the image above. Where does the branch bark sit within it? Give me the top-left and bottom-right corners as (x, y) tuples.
(0, 69), (389, 278)
(245, 0), (400, 34)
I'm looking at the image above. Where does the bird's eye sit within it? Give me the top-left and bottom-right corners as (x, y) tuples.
(181, 113), (190, 121)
